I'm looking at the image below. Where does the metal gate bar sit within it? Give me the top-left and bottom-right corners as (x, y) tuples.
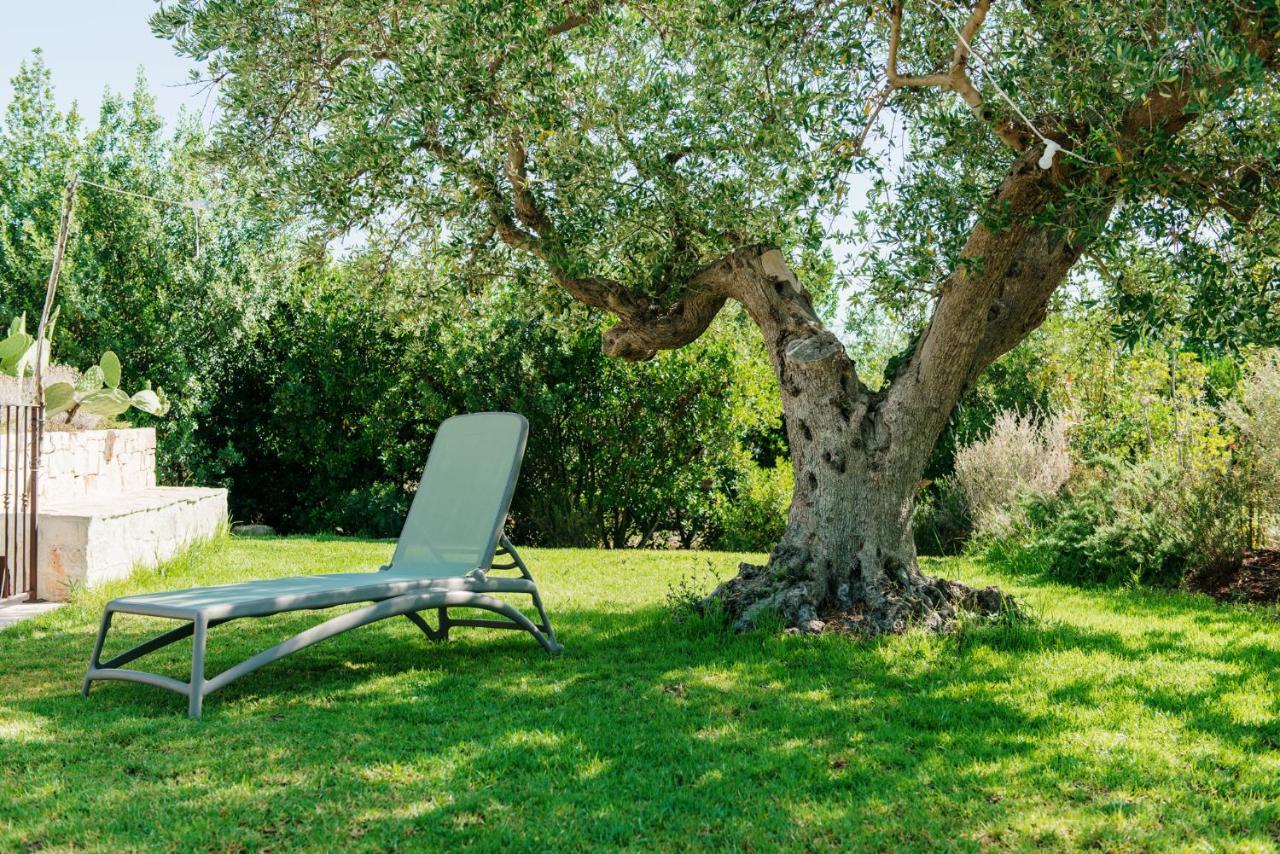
(1, 403), (42, 602)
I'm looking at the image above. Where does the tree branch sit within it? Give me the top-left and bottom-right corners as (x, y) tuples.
(884, 13), (1280, 448)
(1166, 164), (1266, 224)
(419, 136), (824, 367)
(488, 1), (610, 75)
(883, 0), (1027, 151)
(853, 83), (894, 154)
(504, 135), (554, 237)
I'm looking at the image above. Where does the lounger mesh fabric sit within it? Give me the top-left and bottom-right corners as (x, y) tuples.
(391, 410), (526, 575)
(82, 411), (560, 718)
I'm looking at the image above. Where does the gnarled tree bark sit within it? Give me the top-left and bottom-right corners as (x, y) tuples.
(610, 243), (1010, 634)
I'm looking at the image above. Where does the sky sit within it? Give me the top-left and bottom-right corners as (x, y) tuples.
(0, 0), (205, 129)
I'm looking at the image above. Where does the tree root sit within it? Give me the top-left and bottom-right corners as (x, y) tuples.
(704, 559), (1012, 635)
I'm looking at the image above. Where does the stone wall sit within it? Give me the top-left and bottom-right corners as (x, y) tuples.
(36, 428), (157, 502)
(1, 425), (228, 601)
(36, 487), (227, 600)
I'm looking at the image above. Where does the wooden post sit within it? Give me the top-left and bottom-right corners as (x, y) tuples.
(27, 403), (42, 602)
(25, 176), (76, 601)
(32, 177), (78, 400)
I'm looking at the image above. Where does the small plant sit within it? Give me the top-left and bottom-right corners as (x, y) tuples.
(665, 572), (708, 623)
(3, 311), (170, 425)
(955, 410), (1072, 537)
(43, 350), (169, 423)
(0, 310), (56, 379)
(665, 560), (724, 624)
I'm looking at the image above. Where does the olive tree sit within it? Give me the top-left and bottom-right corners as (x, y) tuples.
(154, 0), (1280, 633)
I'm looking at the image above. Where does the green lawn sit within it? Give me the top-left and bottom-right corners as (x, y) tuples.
(1, 538), (1277, 850)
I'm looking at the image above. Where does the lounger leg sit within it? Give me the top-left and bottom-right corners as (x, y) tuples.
(437, 607), (450, 640)
(82, 609), (114, 696)
(530, 591), (559, 649)
(189, 615), (208, 719)
(403, 609), (447, 642)
(499, 538), (560, 652)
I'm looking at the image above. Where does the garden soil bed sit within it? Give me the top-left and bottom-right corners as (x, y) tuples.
(1198, 549), (1280, 604)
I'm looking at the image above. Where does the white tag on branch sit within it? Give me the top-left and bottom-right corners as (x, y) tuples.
(1038, 140), (1062, 170)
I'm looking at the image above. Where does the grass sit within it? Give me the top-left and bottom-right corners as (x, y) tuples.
(1, 537), (1278, 850)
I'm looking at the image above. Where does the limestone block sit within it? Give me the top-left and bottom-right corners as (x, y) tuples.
(3, 426), (229, 601)
(27, 428), (158, 503)
(36, 487), (228, 601)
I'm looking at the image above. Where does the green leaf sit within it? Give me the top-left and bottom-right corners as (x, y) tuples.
(78, 388), (132, 418)
(100, 351), (122, 389)
(43, 382), (76, 415)
(0, 331), (32, 362)
(77, 365), (105, 393)
(130, 388), (169, 416)
(12, 342), (38, 380)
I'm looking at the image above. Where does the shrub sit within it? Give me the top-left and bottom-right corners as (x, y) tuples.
(954, 410), (1071, 537)
(924, 339), (1053, 481)
(1176, 465), (1251, 589)
(711, 461), (793, 553)
(991, 452), (1255, 590)
(1224, 350), (1280, 547)
(194, 267), (784, 546)
(913, 475), (971, 556)
(1023, 458), (1193, 587)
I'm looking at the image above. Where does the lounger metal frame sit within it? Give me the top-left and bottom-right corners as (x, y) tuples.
(83, 537), (559, 718)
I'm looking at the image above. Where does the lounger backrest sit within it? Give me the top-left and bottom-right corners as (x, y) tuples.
(389, 412), (529, 577)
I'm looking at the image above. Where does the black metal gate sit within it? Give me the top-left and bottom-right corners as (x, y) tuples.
(1, 403), (42, 602)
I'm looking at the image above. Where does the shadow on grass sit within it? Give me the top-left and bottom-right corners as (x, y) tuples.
(1, 570), (1277, 848)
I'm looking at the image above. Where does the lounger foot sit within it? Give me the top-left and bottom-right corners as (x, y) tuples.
(188, 616), (208, 719)
(82, 610), (114, 698)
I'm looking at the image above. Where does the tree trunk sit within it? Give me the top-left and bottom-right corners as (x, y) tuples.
(593, 152), (1142, 634)
(710, 384), (1008, 633)
(695, 248), (1009, 634)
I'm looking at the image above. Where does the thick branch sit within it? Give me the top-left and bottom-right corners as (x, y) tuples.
(884, 16), (1280, 448)
(1167, 164), (1266, 224)
(884, 0), (1027, 151)
(598, 245), (821, 361)
(504, 135), (554, 236)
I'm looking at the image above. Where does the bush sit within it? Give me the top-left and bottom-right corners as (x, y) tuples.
(1224, 349), (1280, 547)
(1176, 465), (1252, 588)
(954, 410), (1071, 537)
(192, 265), (785, 546)
(711, 461), (792, 553)
(976, 337), (1267, 591)
(924, 338), (1053, 481)
(1019, 458), (1193, 587)
(988, 452), (1256, 590)
(913, 476), (971, 556)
